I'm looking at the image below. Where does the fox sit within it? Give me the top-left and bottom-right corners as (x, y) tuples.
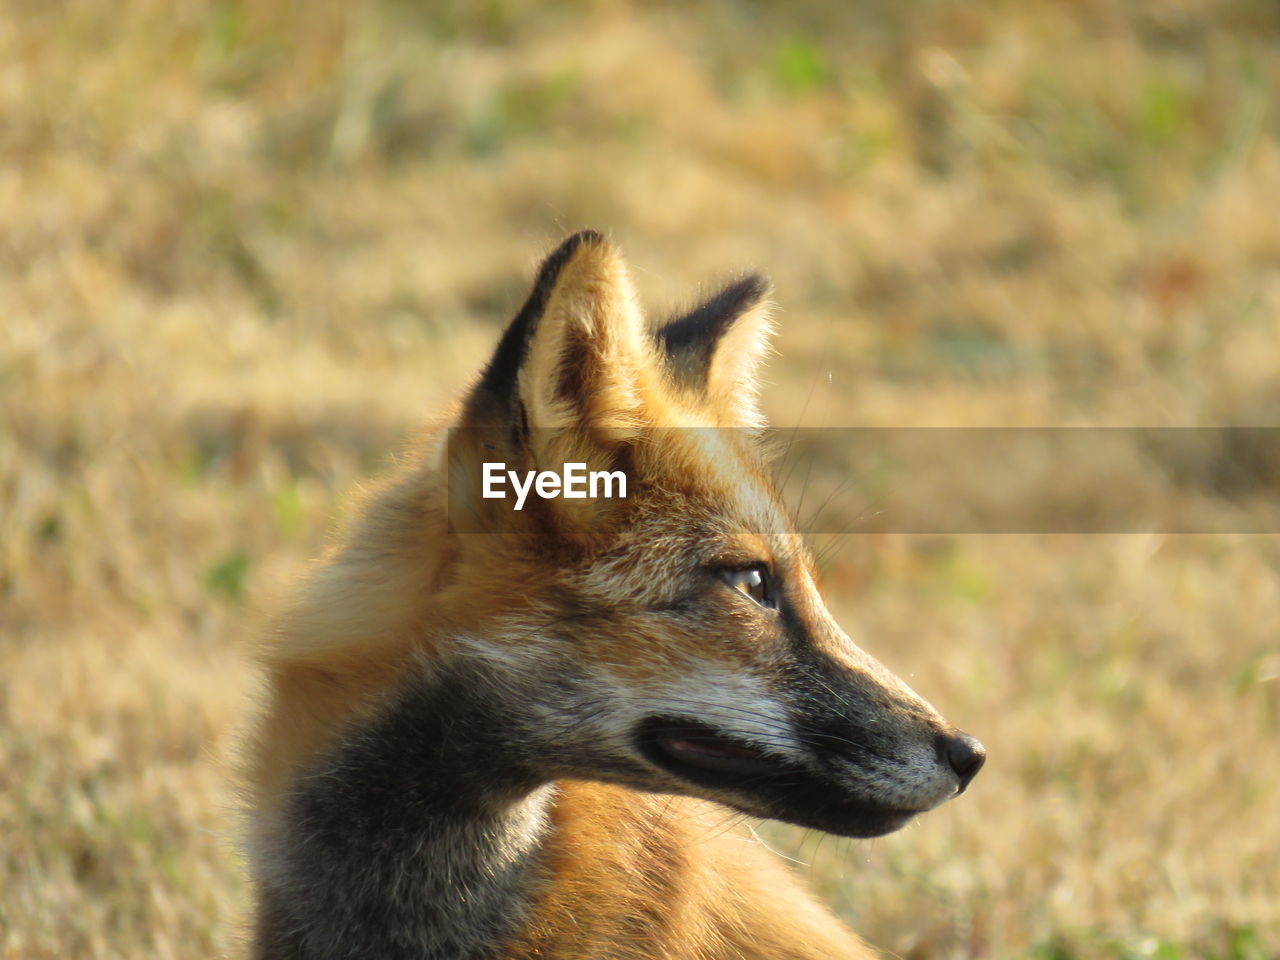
(244, 230), (985, 960)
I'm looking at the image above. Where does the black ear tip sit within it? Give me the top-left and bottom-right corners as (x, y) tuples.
(657, 272), (772, 356)
(531, 230), (608, 288)
(469, 230), (613, 417)
(556, 229), (608, 258)
(567, 228), (607, 246)
(737, 273), (771, 302)
(712, 273), (772, 317)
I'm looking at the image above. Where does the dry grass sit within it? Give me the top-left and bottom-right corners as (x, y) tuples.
(2, 1), (1279, 957)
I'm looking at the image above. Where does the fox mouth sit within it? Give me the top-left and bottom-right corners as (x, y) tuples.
(636, 718), (784, 784)
(634, 716), (925, 838)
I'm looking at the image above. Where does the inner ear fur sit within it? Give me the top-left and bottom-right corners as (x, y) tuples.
(519, 235), (652, 442)
(453, 231), (655, 537)
(467, 230), (654, 439)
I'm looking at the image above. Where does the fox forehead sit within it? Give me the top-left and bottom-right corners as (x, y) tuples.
(632, 434), (794, 541)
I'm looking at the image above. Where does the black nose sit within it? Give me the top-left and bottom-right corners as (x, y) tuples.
(940, 732), (986, 792)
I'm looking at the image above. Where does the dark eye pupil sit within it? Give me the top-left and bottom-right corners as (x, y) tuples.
(728, 566), (772, 607)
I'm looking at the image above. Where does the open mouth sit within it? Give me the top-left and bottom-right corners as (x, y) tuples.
(634, 716), (926, 839)
(635, 717), (794, 790)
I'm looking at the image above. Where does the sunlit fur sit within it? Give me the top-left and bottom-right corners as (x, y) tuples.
(245, 231), (980, 959)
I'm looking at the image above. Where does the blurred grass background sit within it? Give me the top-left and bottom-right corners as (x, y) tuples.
(2, 1), (1279, 957)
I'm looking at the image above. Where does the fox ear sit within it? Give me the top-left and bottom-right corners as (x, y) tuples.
(453, 231), (650, 535)
(468, 230), (651, 441)
(656, 274), (774, 427)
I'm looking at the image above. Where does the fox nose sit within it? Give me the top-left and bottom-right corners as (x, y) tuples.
(938, 732), (986, 792)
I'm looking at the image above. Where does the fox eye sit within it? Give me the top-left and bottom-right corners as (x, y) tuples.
(719, 565), (775, 609)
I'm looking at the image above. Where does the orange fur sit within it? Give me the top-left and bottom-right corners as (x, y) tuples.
(245, 232), (981, 960)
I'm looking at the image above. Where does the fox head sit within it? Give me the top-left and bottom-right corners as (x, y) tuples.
(431, 230), (983, 838)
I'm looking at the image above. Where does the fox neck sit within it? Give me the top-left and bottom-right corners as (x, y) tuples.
(254, 665), (554, 960)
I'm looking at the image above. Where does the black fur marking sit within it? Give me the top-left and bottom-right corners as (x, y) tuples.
(655, 274), (769, 389)
(783, 646), (916, 770)
(554, 328), (593, 406)
(470, 229), (606, 423)
(254, 666), (549, 960)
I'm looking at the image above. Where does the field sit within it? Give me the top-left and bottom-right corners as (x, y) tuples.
(3, 1), (1279, 957)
